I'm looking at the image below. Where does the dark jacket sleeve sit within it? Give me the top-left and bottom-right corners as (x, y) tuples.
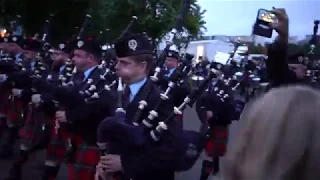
(21, 88), (33, 104)
(266, 41), (298, 87)
(172, 79), (190, 107)
(40, 92), (57, 117)
(65, 90), (115, 134)
(121, 93), (184, 178)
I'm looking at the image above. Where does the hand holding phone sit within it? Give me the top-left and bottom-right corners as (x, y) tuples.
(269, 7), (289, 41)
(253, 9), (278, 38)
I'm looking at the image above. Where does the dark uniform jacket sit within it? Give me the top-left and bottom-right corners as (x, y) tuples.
(196, 79), (234, 126)
(65, 67), (115, 145)
(114, 78), (183, 180)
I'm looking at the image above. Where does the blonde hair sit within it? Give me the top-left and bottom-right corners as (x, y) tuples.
(222, 85), (320, 180)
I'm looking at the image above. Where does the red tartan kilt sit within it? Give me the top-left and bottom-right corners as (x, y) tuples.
(205, 126), (228, 157)
(19, 108), (55, 145)
(6, 98), (23, 125)
(67, 137), (100, 180)
(46, 126), (69, 163)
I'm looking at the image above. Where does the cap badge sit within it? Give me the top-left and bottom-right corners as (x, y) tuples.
(4, 38), (8, 42)
(217, 64), (222, 69)
(168, 52), (172, 56)
(77, 40), (84, 48)
(12, 37), (17, 42)
(59, 43), (65, 50)
(128, 39), (137, 51)
(101, 45), (108, 50)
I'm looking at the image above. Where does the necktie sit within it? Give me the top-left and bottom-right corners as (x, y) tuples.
(74, 72), (84, 86)
(123, 85), (131, 105)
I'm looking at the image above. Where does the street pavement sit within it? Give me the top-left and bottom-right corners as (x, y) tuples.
(0, 98), (246, 180)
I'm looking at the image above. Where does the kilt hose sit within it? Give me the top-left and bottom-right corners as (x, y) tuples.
(205, 125), (229, 157)
(67, 135), (100, 180)
(19, 103), (54, 149)
(6, 97), (23, 127)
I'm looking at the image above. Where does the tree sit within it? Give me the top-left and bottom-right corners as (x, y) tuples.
(0, 0), (206, 47)
(0, 0), (90, 42)
(91, 0), (206, 48)
(248, 43), (266, 54)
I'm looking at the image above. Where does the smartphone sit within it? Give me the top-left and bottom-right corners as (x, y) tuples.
(257, 9), (278, 24)
(253, 9), (277, 38)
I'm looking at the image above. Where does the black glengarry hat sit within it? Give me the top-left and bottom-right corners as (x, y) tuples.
(73, 38), (101, 56)
(167, 50), (180, 59)
(52, 41), (73, 54)
(115, 34), (152, 57)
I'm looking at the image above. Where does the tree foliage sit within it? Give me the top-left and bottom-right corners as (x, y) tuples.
(0, 0), (206, 46)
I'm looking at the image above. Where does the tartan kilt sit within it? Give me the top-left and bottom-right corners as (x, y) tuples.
(6, 98), (23, 127)
(205, 126), (229, 157)
(19, 104), (54, 147)
(46, 123), (70, 164)
(67, 135), (100, 180)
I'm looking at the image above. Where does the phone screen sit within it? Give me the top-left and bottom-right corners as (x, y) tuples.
(258, 9), (277, 23)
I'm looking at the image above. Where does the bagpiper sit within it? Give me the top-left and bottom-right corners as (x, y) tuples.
(0, 35), (24, 158)
(196, 62), (236, 180)
(53, 37), (115, 180)
(95, 33), (184, 180)
(4, 38), (52, 180)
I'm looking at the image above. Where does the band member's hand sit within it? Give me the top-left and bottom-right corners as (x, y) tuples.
(55, 111), (67, 122)
(12, 88), (21, 96)
(206, 111), (213, 119)
(94, 163), (112, 180)
(54, 119), (60, 134)
(269, 7), (289, 42)
(0, 74), (7, 82)
(31, 94), (41, 104)
(99, 154), (122, 172)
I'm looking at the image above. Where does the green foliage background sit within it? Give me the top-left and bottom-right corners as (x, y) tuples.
(0, 0), (206, 47)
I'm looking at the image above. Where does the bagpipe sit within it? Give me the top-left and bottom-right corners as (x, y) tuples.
(4, 13), (52, 105)
(79, 16), (139, 104)
(150, 7), (188, 83)
(96, 0), (217, 173)
(32, 14), (101, 107)
(98, 67), (219, 171)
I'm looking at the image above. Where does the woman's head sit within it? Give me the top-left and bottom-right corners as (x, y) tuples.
(222, 85), (320, 180)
